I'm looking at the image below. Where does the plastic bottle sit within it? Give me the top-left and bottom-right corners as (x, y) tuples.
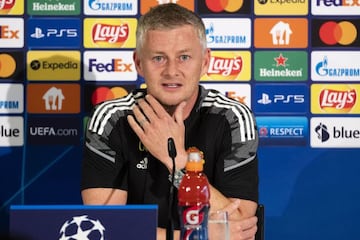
(178, 147), (210, 240)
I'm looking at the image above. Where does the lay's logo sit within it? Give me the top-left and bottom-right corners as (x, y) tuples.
(311, 84), (360, 114)
(201, 51), (251, 81)
(0, 0), (14, 9)
(84, 18), (136, 48)
(0, 0), (22, 15)
(320, 89), (356, 110)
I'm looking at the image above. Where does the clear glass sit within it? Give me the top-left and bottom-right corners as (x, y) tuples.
(208, 211), (229, 240)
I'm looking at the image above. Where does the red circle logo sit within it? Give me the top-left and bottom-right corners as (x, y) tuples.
(205, 0), (244, 13)
(319, 21), (357, 46)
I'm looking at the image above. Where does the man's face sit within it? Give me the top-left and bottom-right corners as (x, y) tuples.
(133, 25), (210, 108)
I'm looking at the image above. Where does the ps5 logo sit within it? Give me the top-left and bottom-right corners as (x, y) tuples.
(257, 93), (305, 104)
(30, 27), (78, 39)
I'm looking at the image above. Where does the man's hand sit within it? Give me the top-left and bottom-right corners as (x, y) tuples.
(127, 94), (188, 171)
(214, 200), (258, 240)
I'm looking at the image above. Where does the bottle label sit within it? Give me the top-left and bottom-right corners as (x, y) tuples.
(179, 204), (209, 240)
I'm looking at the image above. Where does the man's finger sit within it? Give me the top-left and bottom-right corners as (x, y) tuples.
(221, 199), (241, 215)
(145, 94), (169, 118)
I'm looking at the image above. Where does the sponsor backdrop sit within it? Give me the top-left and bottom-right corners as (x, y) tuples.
(1, 0), (359, 239)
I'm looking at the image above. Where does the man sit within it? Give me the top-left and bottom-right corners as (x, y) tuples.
(81, 3), (259, 240)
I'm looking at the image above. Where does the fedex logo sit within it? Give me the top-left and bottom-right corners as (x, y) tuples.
(200, 83), (251, 106)
(88, 58), (132, 72)
(0, 18), (23, 48)
(0, 24), (19, 39)
(84, 51), (136, 81)
(312, 0), (360, 15)
(315, 0), (360, 6)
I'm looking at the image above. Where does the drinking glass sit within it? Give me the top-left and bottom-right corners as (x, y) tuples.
(208, 210), (229, 240)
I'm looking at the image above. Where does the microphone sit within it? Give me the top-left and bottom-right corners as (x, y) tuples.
(166, 137), (177, 240)
(168, 137), (177, 159)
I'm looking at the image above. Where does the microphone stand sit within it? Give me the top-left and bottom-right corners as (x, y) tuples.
(166, 138), (177, 240)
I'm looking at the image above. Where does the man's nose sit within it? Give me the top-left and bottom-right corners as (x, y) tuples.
(163, 59), (179, 76)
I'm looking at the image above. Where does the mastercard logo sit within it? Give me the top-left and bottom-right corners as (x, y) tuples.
(205, 0), (244, 12)
(319, 21), (358, 45)
(91, 86), (129, 106)
(0, 53), (16, 78)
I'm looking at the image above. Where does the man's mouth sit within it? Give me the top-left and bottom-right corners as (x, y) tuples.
(163, 83), (181, 88)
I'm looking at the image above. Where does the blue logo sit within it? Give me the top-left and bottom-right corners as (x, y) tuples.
(256, 116), (308, 145)
(27, 18), (81, 48)
(253, 84), (308, 114)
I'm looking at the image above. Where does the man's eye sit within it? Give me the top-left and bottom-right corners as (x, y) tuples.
(179, 55), (190, 61)
(153, 56), (164, 62)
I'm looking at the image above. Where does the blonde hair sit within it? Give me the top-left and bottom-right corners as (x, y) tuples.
(136, 3), (207, 53)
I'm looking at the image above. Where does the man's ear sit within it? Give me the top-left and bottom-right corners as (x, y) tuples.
(200, 48), (211, 76)
(133, 51), (143, 76)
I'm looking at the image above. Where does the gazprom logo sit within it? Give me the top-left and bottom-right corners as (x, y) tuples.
(203, 18), (251, 49)
(311, 51), (360, 81)
(84, 0), (137, 15)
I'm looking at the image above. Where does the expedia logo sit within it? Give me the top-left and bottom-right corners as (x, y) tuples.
(201, 51), (251, 81)
(254, 0), (307, 15)
(30, 60), (78, 71)
(312, 19), (359, 47)
(83, 18), (136, 48)
(311, 84), (360, 114)
(27, 51), (80, 80)
(197, 0), (250, 14)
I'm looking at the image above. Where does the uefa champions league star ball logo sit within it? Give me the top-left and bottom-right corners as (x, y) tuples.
(58, 215), (105, 240)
